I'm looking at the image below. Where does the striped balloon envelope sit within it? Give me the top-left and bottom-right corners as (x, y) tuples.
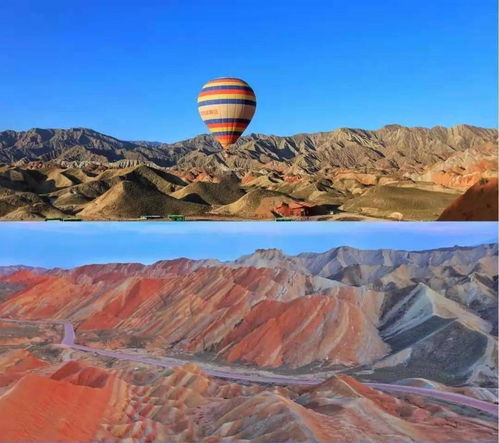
(197, 77), (256, 149)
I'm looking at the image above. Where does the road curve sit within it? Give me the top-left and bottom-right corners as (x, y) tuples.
(1, 317), (497, 416)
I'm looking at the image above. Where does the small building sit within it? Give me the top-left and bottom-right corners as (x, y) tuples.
(275, 202), (315, 217)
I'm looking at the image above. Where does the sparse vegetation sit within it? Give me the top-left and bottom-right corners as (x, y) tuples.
(28, 344), (62, 361)
(128, 335), (147, 348)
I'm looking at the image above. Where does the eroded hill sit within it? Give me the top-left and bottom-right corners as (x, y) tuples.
(0, 124), (496, 220)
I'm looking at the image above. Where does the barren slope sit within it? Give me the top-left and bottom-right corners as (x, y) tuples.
(0, 356), (495, 443)
(438, 178), (498, 221)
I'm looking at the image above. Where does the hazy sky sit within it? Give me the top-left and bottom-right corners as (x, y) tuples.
(1, 0), (496, 142)
(1, 222), (496, 268)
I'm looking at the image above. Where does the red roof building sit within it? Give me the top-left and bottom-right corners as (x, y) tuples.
(275, 202), (315, 217)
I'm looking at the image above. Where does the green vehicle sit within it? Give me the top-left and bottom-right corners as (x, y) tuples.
(168, 215), (185, 221)
(275, 217), (294, 222)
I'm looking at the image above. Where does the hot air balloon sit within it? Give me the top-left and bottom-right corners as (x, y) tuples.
(197, 77), (256, 149)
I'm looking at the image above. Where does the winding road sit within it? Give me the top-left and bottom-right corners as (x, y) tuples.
(2, 318), (498, 416)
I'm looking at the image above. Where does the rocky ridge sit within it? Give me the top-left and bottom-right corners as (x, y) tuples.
(1, 125), (496, 175)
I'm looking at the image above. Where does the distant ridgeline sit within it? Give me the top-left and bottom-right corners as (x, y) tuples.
(0, 124), (496, 174)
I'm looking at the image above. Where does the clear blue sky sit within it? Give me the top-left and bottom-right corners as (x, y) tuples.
(1, 222), (496, 268)
(0, 0), (496, 142)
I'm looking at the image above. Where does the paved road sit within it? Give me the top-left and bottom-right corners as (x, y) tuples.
(61, 321), (75, 346)
(367, 383), (498, 416)
(71, 343), (318, 385)
(2, 317), (497, 416)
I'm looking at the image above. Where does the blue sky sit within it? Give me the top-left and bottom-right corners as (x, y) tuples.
(1, 222), (496, 268)
(0, 0), (496, 142)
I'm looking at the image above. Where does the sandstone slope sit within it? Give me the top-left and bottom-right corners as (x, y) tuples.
(438, 178), (498, 221)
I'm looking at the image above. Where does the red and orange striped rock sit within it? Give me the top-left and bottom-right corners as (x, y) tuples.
(0, 360), (495, 443)
(0, 264), (387, 369)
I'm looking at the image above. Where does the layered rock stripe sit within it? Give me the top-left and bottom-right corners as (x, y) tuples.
(0, 359), (496, 442)
(0, 266), (389, 369)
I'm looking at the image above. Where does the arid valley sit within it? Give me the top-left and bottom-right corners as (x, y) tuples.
(0, 242), (497, 442)
(1, 124), (497, 221)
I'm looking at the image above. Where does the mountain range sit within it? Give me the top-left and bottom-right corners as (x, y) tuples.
(0, 124), (497, 221)
(1, 124), (496, 173)
(0, 243), (496, 383)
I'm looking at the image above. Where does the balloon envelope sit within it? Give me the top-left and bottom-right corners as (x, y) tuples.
(197, 77), (256, 149)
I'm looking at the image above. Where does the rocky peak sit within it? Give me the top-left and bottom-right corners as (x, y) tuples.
(0, 124), (495, 174)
